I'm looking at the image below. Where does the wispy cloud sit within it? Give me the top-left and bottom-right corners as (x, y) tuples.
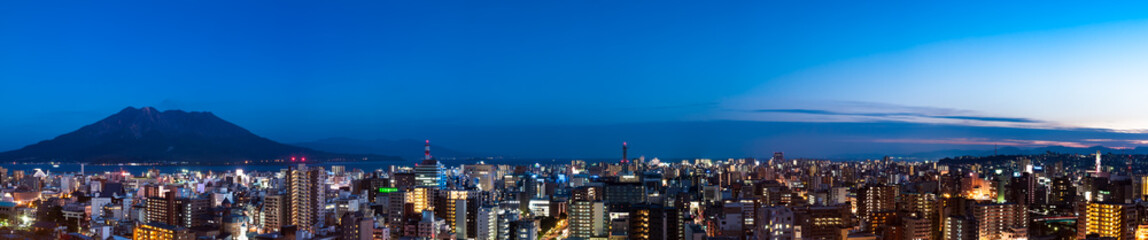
(716, 100), (1066, 129)
(871, 138), (1093, 148)
(727, 20), (1148, 132)
(1081, 139), (1148, 145)
(754, 108), (1040, 123)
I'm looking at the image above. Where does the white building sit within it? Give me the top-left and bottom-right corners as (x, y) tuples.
(755, 206), (797, 240)
(476, 206), (499, 240)
(570, 200), (608, 238)
(529, 199), (550, 217)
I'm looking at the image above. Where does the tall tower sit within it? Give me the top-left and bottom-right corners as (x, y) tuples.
(622, 142), (628, 163)
(416, 140), (446, 188)
(425, 140), (432, 161)
(1096, 150), (1102, 173)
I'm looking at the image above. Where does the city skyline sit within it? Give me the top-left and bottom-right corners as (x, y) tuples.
(6, 2), (1148, 240)
(1, 142), (1140, 240)
(7, 2), (1148, 157)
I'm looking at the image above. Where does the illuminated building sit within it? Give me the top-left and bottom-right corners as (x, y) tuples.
(1100, 178), (1136, 204)
(415, 140), (446, 188)
(528, 199), (550, 217)
(972, 203), (1027, 240)
(1007, 172), (1035, 206)
(406, 187), (434, 216)
(132, 222), (193, 240)
(415, 159), (445, 188)
(1078, 202), (1136, 240)
(463, 164), (496, 191)
(261, 194), (287, 232)
(902, 192), (940, 239)
(865, 211), (896, 235)
(333, 197), (361, 225)
(1135, 225), (1148, 240)
(573, 186), (602, 201)
(511, 219), (539, 240)
(175, 198), (210, 228)
(829, 187), (849, 205)
(359, 173), (390, 203)
(287, 164), (326, 233)
(1050, 177), (1074, 206)
(433, 190), (472, 239)
(413, 210), (445, 239)
(605, 178), (646, 207)
(392, 172), (417, 190)
(756, 206), (796, 240)
(943, 215), (972, 240)
(795, 205), (853, 240)
(339, 212), (374, 240)
(628, 204), (683, 240)
(476, 205), (499, 240)
(570, 200), (607, 239)
(146, 196), (174, 226)
(857, 185), (897, 230)
(499, 209), (522, 240)
(571, 186), (608, 238)
(145, 193), (210, 229)
(959, 173), (993, 201)
(902, 213), (932, 240)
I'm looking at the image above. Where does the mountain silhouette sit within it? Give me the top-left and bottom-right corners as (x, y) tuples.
(0, 107), (399, 163)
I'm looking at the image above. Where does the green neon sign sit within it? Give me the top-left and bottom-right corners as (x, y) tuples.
(379, 187), (398, 193)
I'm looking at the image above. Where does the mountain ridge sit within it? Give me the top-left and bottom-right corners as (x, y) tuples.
(0, 107), (400, 163)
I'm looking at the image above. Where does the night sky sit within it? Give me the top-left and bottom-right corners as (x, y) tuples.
(5, 1), (1148, 158)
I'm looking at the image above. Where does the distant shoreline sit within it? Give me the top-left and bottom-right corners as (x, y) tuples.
(0, 159), (402, 167)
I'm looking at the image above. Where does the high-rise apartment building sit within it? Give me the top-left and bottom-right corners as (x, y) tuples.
(1078, 202), (1137, 240)
(476, 205), (499, 240)
(570, 200), (608, 238)
(755, 206), (796, 240)
(628, 204), (683, 240)
(133, 222), (193, 240)
(972, 203), (1027, 240)
(858, 185), (898, 231)
(287, 164), (326, 233)
(145, 194), (209, 228)
(262, 194), (288, 233)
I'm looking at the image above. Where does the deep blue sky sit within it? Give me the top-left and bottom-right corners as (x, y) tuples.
(5, 1), (1148, 158)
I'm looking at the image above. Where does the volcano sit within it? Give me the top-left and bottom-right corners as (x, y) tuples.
(0, 107), (398, 163)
